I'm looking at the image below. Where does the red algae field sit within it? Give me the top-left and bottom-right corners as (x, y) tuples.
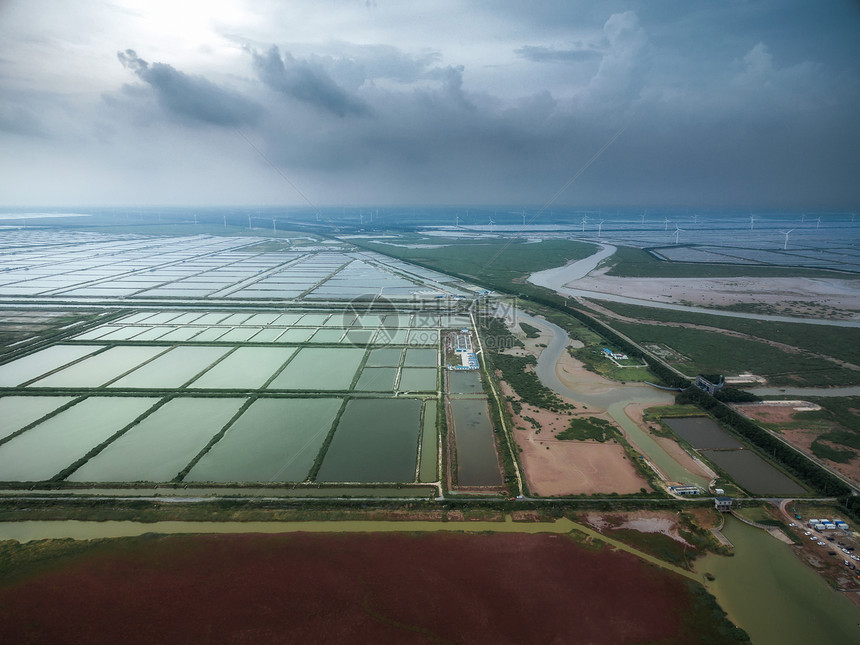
(0, 531), (742, 644)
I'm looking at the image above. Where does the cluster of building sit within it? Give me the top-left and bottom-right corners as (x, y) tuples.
(449, 330), (479, 371)
(601, 348), (628, 361)
(808, 518), (850, 531)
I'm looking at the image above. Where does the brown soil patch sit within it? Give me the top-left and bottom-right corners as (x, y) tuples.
(585, 510), (693, 545)
(736, 404), (860, 487)
(0, 532), (728, 644)
(516, 428), (650, 496)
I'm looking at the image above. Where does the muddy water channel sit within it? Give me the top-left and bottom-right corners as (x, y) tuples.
(518, 311), (708, 487)
(697, 516), (860, 643)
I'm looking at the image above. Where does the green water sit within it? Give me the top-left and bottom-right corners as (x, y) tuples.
(309, 328), (346, 343)
(186, 398), (342, 482)
(353, 367), (397, 391)
(157, 326), (205, 342)
(702, 450), (807, 496)
(375, 327), (410, 344)
(419, 402), (438, 482)
(664, 417), (742, 450)
(73, 325), (121, 340)
(188, 327), (229, 342)
(68, 398), (245, 482)
(0, 397), (160, 481)
(274, 328), (314, 343)
(96, 326), (153, 341)
(131, 326), (176, 340)
(697, 517), (860, 643)
(31, 346), (168, 388)
(399, 368), (437, 392)
(190, 347), (295, 389)
(215, 327), (260, 342)
(451, 398), (503, 486)
(448, 370), (483, 394)
(267, 347), (364, 390)
(317, 398), (421, 482)
(0, 345), (101, 387)
(0, 396), (75, 440)
(246, 313), (280, 325)
(404, 348), (437, 367)
(366, 348), (402, 367)
(408, 329), (439, 345)
(607, 401), (710, 487)
(298, 313), (330, 326)
(248, 328), (283, 342)
(108, 346), (230, 389)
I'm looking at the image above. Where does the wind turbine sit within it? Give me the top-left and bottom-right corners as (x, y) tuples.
(673, 224), (684, 244)
(488, 216), (495, 233)
(597, 220), (605, 238)
(580, 216), (588, 233)
(455, 214), (460, 226)
(223, 215), (226, 227)
(779, 229), (795, 250)
(749, 214), (755, 230)
(640, 210), (646, 224)
(664, 217), (670, 231)
(522, 210), (526, 226)
(193, 213), (198, 226)
(248, 215), (252, 230)
(816, 216), (821, 230)
(272, 219), (277, 232)
(692, 213), (699, 224)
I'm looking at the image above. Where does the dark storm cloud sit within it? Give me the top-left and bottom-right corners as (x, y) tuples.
(251, 46), (368, 117)
(515, 44), (601, 62)
(117, 49), (262, 126)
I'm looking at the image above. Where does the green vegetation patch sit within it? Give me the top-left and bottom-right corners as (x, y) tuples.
(592, 298), (860, 371)
(607, 319), (857, 387)
(557, 417), (618, 442)
(518, 322), (541, 338)
(362, 238), (596, 291)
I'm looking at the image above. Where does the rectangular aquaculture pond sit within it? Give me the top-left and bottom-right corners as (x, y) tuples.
(0, 345), (102, 387)
(0, 396), (76, 441)
(450, 398), (502, 487)
(267, 347), (365, 390)
(700, 449), (807, 496)
(664, 417), (743, 450)
(29, 346), (168, 388)
(189, 347), (296, 389)
(0, 396), (160, 481)
(316, 398), (422, 482)
(107, 346), (231, 389)
(185, 398), (342, 483)
(67, 397), (245, 482)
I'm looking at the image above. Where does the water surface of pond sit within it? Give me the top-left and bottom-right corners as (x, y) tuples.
(68, 398), (245, 482)
(664, 417), (743, 449)
(0, 396), (75, 440)
(0, 397), (159, 481)
(701, 450), (807, 495)
(0, 345), (101, 387)
(186, 398), (341, 482)
(30, 346), (167, 388)
(450, 398), (502, 486)
(317, 398), (421, 482)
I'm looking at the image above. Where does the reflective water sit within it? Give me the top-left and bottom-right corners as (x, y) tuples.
(317, 398), (421, 482)
(451, 398), (503, 486)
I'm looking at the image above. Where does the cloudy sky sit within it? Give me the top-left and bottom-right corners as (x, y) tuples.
(1, 0), (858, 209)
